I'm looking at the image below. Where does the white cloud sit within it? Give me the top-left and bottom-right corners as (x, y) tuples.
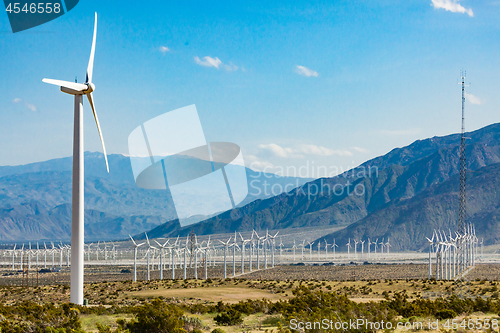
(259, 143), (357, 158)
(25, 103), (37, 112)
(295, 65), (319, 77)
(351, 146), (370, 153)
(194, 56), (241, 72)
(194, 56), (222, 69)
(159, 46), (170, 54)
(297, 144), (353, 156)
(223, 63), (239, 71)
(431, 0), (473, 17)
(245, 154), (275, 171)
(259, 143), (298, 158)
(378, 128), (421, 136)
(465, 92), (481, 105)
(12, 98), (36, 111)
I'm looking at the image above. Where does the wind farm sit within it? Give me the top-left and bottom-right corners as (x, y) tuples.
(2, 1), (500, 332)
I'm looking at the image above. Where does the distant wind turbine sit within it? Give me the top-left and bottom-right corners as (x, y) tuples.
(129, 235), (145, 282)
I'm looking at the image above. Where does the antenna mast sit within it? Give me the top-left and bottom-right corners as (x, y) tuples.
(458, 71), (467, 236)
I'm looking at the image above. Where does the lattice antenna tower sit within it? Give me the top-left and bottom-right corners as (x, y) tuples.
(458, 70), (469, 236)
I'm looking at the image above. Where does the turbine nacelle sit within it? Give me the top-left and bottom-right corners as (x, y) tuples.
(59, 82), (95, 95)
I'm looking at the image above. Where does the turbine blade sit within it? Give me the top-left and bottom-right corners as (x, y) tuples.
(43, 78), (87, 91)
(87, 93), (109, 172)
(86, 12), (97, 83)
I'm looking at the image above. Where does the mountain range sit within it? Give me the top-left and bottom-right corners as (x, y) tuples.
(0, 153), (311, 241)
(3, 122), (500, 250)
(140, 123), (500, 251)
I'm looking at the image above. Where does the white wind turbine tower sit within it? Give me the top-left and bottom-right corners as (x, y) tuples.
(268, 231), (278, 267)
(324, 239), (329, 260)
(154, 239), (170, 280)
(43, 243), (47, 268)
(129, 235), (145, 282)
(367, 238), (371, 258)
(239, 233), (250, 274)
(145, 233), (157, 281)
(426, 233), (435, 279)
(42, 13), (108, 305)
(360, 240), (365, 259)
(373, 238), (378, 255)
(219, 238), (231, 279)
(279, 237), (284, 263)
(332, 239), (338, 260)
(263, 230), (269, 269)
(346, 239), (351, 259)
(248, 233), (254, 272)
(85, 243), (92, 262)
(481, 238), (483, 260)
(231, 232), (238, 276)
(11, 244), (16, 271)
(308, 241), (314, 261)
(204, 236), (211, 279)
(254, 230), (265, 270)
(36, 242), (40, 268)
(28, 242), (32, 269)
(353, 240), (358, 259)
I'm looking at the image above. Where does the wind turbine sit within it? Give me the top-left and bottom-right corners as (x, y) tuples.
(219, 238), (231, 279)
(367, 238), (371, 258)
(42, 13), (108, 305)
(332, 239), (338, 260)
(346, 239), (351, 259)
(353, 240), (358, 259)
(324, 239), (329, 260)
(154, 239), (170, 280)
(308, 241), (314, 261)
(145, 233), (157, 281)
(279, 237), (284, 263)
(130, 235), (145, 282)
(268, 231), (279, 267)
(239, 233), (250, 274)
(426, 233), (435, 279)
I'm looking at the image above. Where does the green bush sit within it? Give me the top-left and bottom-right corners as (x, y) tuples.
(214, 308), (243, 326)
(211, 329), (226, 333)
(123, 298), (186, 333)
(435, 309), (457, 320)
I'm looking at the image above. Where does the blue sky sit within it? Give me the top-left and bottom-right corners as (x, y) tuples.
(1, 0), (499, 177)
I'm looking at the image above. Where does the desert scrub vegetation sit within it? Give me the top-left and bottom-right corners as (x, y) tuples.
(0, 301), (84, 332)
(4, 285), (500, 332)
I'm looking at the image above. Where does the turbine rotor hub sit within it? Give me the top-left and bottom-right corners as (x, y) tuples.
(86, 83), (95, 93)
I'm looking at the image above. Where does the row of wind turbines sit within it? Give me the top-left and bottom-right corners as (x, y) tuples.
(425, 224), (481, 280)
(128, 229), (280, 281)
(4, 241), (121, 271)
(1, 231), (402, 283)
(344, 237), (391, 259)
